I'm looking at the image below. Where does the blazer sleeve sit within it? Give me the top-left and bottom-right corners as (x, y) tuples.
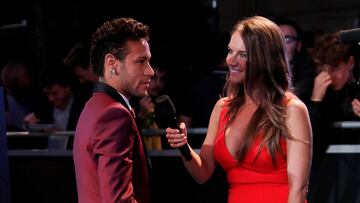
(91, 105), (137, 203)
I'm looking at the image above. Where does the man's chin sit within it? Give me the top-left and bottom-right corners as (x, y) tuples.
(331, 85), (342, 91)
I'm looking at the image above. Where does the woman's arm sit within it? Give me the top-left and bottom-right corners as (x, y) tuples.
(285, 99), (312, 203)
(166, 98), (225, 184)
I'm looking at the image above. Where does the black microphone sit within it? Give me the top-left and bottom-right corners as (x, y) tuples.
(154, 95), (192, 161)
(340, 28), (360, 44)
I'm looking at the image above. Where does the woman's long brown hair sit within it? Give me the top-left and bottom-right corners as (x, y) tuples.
(225, 16), (292, 165)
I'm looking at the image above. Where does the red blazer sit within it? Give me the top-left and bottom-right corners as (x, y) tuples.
(73, 92), (150, 203)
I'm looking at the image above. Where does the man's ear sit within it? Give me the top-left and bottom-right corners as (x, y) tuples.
(104, 53), (117, 67)
(104, 53), (120, 75)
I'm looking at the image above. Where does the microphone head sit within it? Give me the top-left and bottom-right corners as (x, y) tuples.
(154, 95), (179, 129)
(155, 95), (176, 114)
(340, 28), (360, 44)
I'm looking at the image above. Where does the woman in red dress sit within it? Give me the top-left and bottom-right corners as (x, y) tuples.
(166, 16), (312, 203)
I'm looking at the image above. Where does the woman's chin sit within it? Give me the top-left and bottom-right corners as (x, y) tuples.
(229, 75), (243, 84)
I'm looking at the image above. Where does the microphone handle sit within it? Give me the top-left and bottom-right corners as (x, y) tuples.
(179, 144), (192, 161)
(169, 119), (192, 161)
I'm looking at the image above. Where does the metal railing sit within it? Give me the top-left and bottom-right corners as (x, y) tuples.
(327, 121), (360, 153)
(6, 128), (207, 157)
(7, 121), (360, 155)
(332, 121), (360, 129)
(6, 128), (209, 137)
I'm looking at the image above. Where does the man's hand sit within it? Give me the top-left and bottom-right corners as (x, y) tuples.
(352, 98), (360, 117)
(311, 71), (332, 102)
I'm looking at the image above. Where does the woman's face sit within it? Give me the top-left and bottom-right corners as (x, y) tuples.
(226, 32), (248, 84)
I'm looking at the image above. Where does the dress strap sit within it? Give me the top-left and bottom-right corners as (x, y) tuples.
(217, 103), (230, 139)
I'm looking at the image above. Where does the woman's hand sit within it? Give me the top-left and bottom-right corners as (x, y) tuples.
(166, 122), (188, 148)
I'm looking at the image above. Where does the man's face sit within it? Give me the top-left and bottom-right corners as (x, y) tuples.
(322, 60), (353, 91)
(118, 39), (154, 98)
(279, 24), (300, 63)
(43, 84), (71, 110)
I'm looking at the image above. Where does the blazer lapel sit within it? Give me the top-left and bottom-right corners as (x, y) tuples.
(92, 82), (151, 169)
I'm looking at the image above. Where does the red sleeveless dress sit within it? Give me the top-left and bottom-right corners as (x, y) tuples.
(214, 103), (302, 202)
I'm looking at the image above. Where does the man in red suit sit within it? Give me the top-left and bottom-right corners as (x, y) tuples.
(73, 18), (154, 203)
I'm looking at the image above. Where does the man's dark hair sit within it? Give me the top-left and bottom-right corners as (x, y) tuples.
(313, 31), (351, 67)
(90, 17), (150, 76)
(273, 16), (302, 40)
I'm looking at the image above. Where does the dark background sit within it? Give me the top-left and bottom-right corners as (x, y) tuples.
(0, 0), (216, 74)
(1, 0), (359, 104)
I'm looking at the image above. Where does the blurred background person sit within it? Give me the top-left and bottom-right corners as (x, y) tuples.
(178, 33), (229, 148)
(1, 60), (44, 131)
(308, 31), (360, 202)
(274, 16), (316, 106)
(179, 33), (229, 128)
(63, 39), (99, 102)
(24, 62), (88, 131)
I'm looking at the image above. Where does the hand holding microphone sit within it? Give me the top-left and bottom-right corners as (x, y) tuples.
(166, 122), (188, 148)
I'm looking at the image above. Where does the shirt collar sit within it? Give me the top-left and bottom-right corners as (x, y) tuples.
(98, 77), (132, 110)
(118, 91), (132, 111)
